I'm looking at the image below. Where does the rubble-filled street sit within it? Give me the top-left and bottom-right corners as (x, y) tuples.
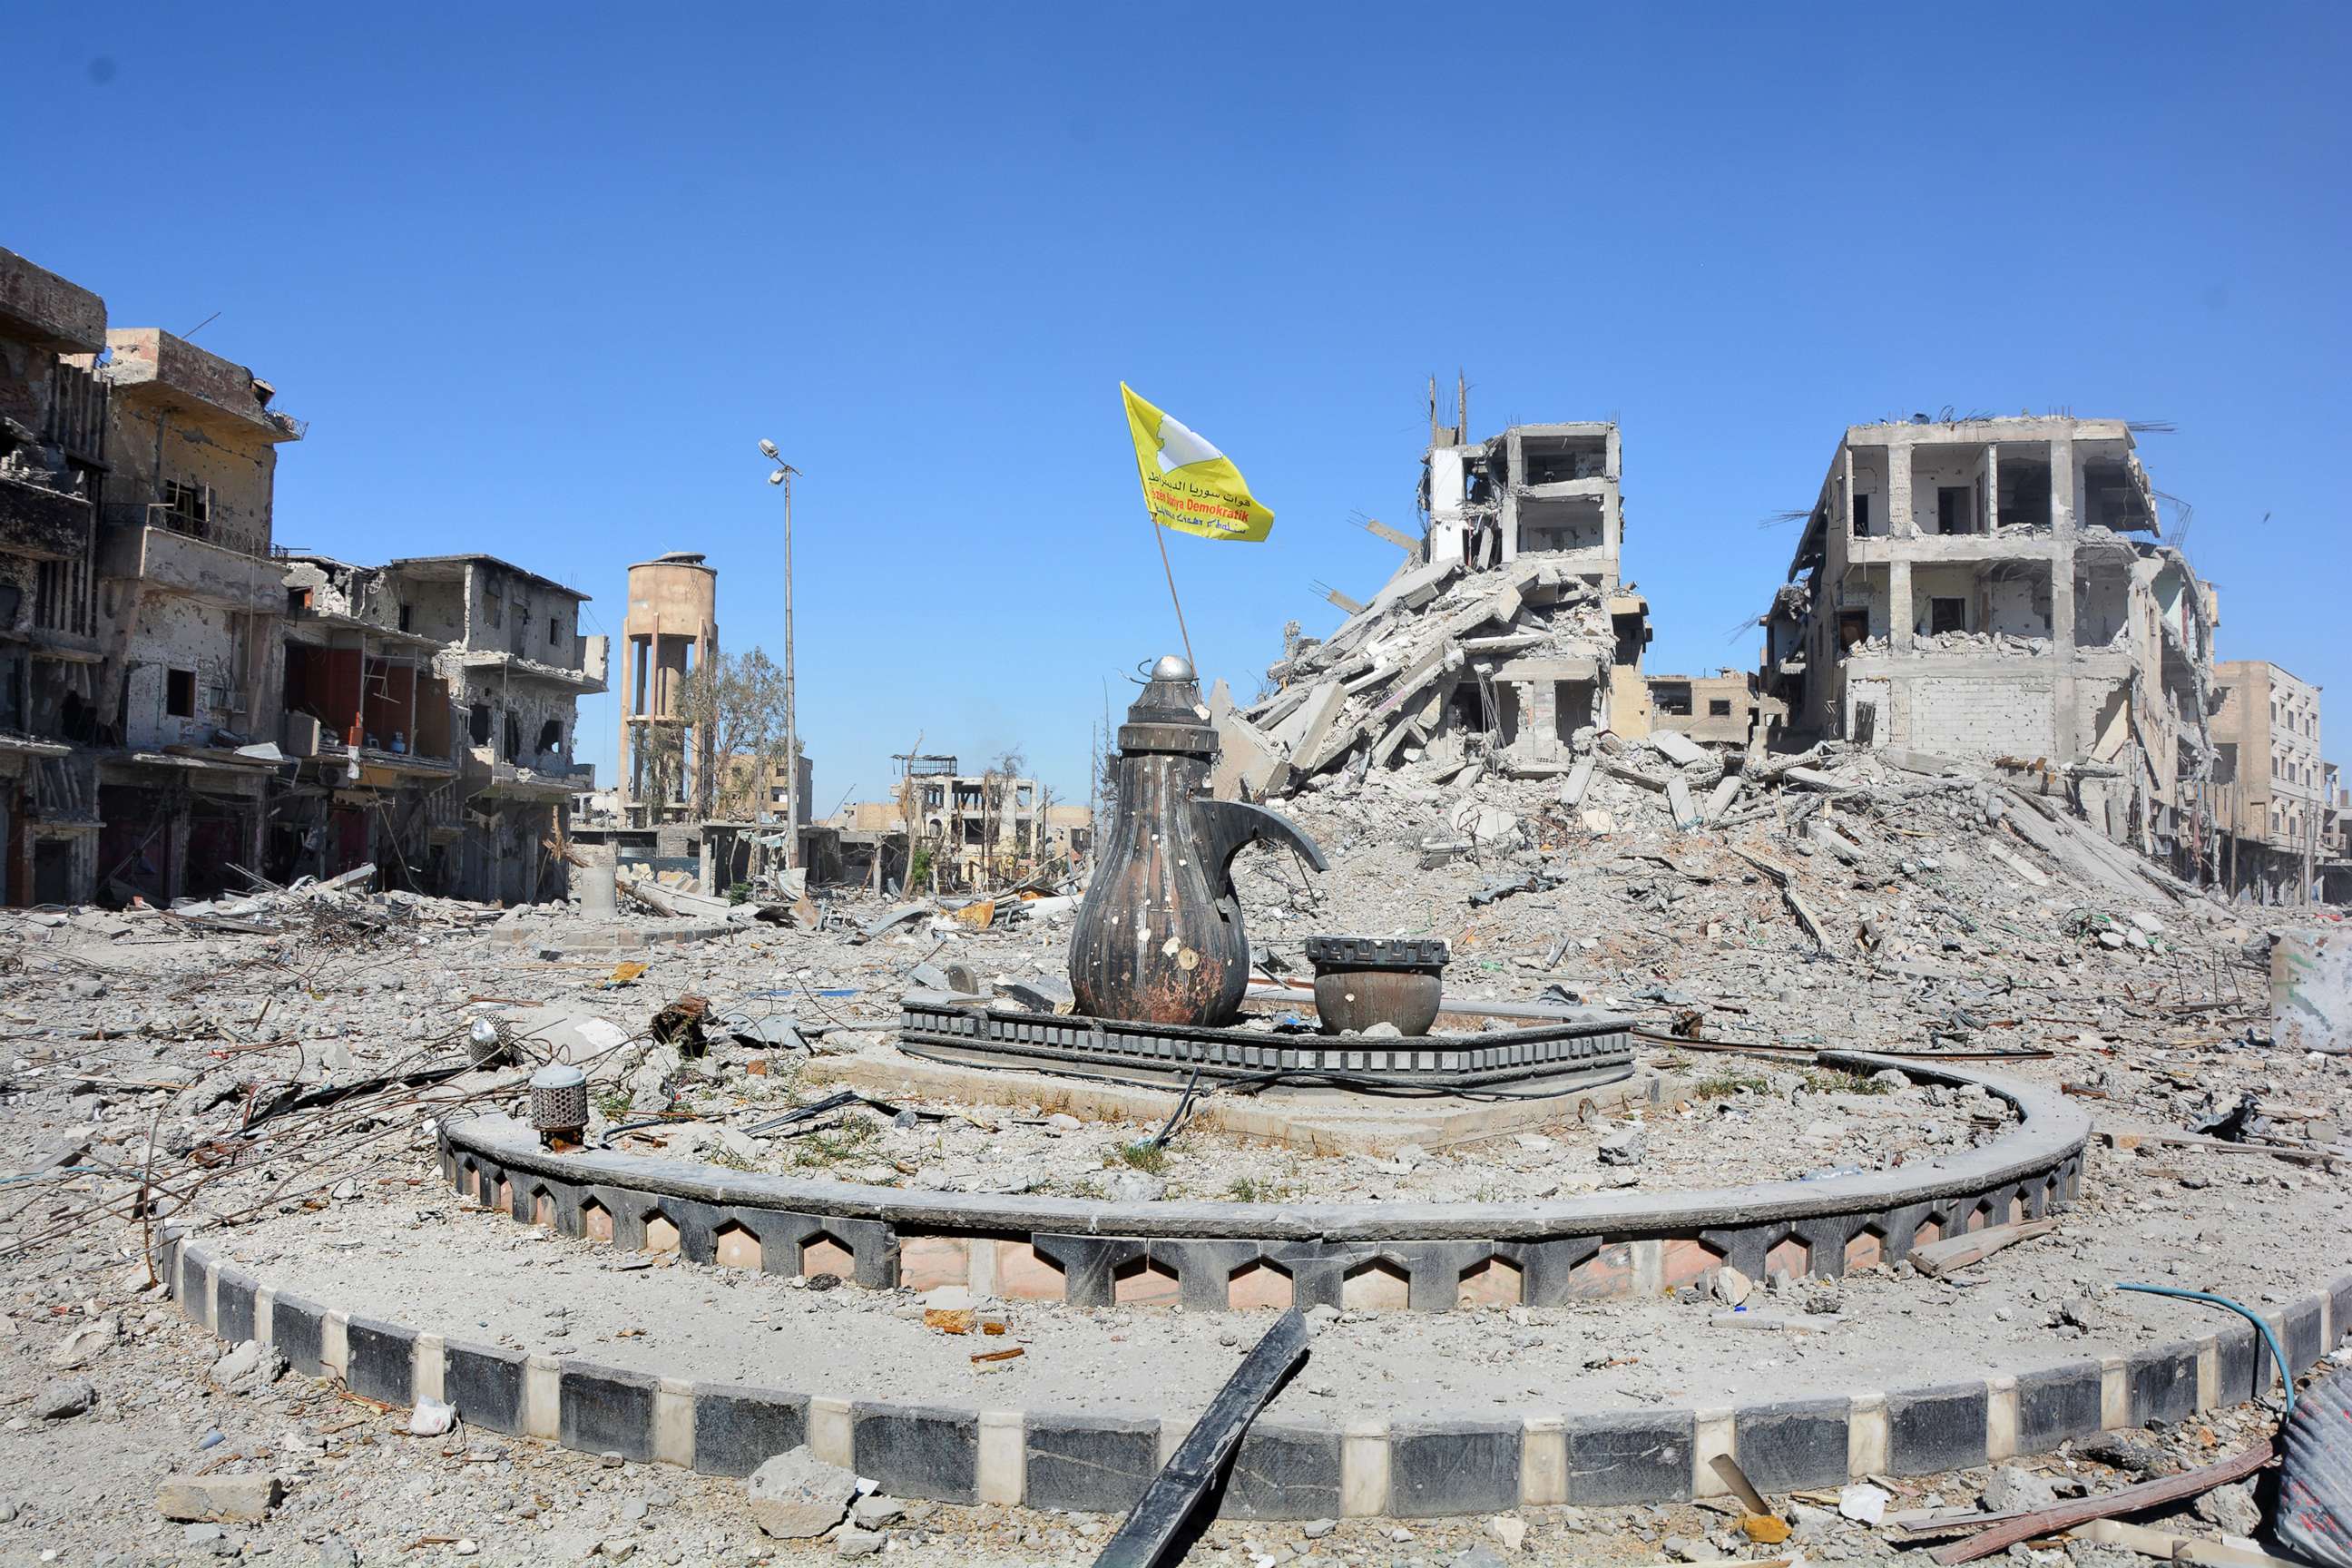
(2, 720), (2346, 1563)
(7, 10), (2352, 1566)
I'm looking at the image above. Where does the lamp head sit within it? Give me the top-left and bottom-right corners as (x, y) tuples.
(758, 438), (780, 459)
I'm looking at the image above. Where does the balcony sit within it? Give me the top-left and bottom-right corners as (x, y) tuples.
(97, 522), (283, 612)
(0, 471), (93, 561)
(457, 649), (608, 694)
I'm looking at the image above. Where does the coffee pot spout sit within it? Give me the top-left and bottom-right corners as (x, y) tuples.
(1191, 798), (1328, 897)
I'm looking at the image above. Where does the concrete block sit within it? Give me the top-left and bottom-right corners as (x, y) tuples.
(270, 1294), (325, 1378)
(155, 1473), (281, 1524)
(2014, 1362), (2103, 1455)
(1024, 1415), (1161, 1513)
(2216, 1322), (2261, 1406)
(1886, 1384), (1989, 1475)
(1563, 1411), (1693, 1504)
(559, 1364), (658, 1462)
(1733, 1398), (1850, 1491)
(852, 1405), (978, 1504)
(1217, 1422), (1345, 1521)
(2285, 1297), (2326, 1377)
(442, 1342), (527, 1436)
(1387, 1422), (1521, 1517)
(214, 1269), (258, 1346)
(2127, 1344), (2199, 1426)
(2272, 929), (2349, 1054)
(344, 1318), (416, 1406)
(691, 1383), (808, 1477)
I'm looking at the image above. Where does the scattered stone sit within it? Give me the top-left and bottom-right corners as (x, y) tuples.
(1301, 1519), (1338, 1540)
(745, 1446), (858, 1539)
(47, 1317), (116, 1369)
(156, 1474), (284, 1523)
(1597, 1124), (1647, 1166)
(1452, 1545), (1509, 1568)
(850, 1495), (905, 1529)
(1982, 1465), (2059, 1513)
(1711, 1266), (1755, 1308)
(31, 1377), (95, 1420)
(1663, 1534), (1726, 1562)
(1486, 1513), (1528, 1552)
(2193, 1481), (2261, 1536)
(835, 1528), (887, 1558)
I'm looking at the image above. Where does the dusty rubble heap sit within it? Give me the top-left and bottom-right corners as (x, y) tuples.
(1214, 554), (1640, 799)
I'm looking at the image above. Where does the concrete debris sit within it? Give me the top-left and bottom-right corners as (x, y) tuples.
(156, 1474), (283, 1524)
(745, 1446), (860, 1539)
(1980, 1465), (2059, 1514)
(32, 1377), (96, 1419)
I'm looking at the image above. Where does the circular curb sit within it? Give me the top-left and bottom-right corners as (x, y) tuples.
(436, 1051), (2091, 1310)
(162, 1229), (2352, 1518)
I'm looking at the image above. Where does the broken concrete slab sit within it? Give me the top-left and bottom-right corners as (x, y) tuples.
(1650, 729), (1707, 769)
(2273, 929), (2349, 1055)
(1665, 776), (1701, 831)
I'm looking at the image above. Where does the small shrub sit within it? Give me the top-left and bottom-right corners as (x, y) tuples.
(1690, 1072), (1771, 1100)
(1116, 1141), (1169, 1174)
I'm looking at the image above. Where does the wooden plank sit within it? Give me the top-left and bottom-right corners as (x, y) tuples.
(1093, 1308), (1311, 1568)
(1929, 1443), (2275, 1565)
(1909, 1218), (2058, 1278)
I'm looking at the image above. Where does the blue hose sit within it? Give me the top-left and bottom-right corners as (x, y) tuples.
(2118, 1281), (2297, 1418)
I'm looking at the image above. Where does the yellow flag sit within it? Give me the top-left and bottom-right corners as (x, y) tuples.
(1122, 383), (1275, 543)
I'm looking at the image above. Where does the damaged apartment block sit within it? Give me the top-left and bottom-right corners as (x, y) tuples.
(1213, 402), (1658, 798)
(0, 243), (601, 908)
(279, 554), (607, 903)
(1760, 415), (2220, 876)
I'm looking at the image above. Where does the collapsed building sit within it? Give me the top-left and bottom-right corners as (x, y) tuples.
(0, 243), (601, 906)
(826, 756), (1093, 893)
(1213, 415), (1656, 797)
(1759, 416), (2220, 877)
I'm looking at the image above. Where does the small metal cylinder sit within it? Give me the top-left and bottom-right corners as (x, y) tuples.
(529, 1063), (590, 1142)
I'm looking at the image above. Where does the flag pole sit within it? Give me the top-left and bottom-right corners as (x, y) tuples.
(1151, 514), (1196, 670)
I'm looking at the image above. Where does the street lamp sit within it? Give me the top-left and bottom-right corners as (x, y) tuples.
(759, 440), (799, 872)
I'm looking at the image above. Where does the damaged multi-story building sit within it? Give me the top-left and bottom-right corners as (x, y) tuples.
(1212, 407), (1657, 798)
(1760, 416), (2220, 875)
(278, 554), (605, 901)
(2210, 660), (2329, 904)
(82, 325), (305, 904)
(0, 243), (603, 908)
(0, 248), (110, 902)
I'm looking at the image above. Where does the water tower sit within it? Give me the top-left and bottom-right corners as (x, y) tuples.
(617, 552), (719, 825)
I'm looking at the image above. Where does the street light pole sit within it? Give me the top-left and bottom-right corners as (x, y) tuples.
(761, 441), (799, 873)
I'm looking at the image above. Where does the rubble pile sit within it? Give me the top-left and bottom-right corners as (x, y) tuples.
(0, 719), (2344, 1562)
(1211, 554), (1623, 798)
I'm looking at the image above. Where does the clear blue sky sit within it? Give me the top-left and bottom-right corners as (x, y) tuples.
(9, 5), (2347, 806)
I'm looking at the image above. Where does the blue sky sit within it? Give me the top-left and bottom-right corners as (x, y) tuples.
(8, 5), (2347, 806)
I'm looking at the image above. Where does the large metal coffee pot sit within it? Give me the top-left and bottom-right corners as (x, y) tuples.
(1069, 655), (1326, 1026)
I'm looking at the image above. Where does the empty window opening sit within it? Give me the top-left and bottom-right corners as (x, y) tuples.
(1708, 699), (1733, 718)
(547, 615), (560, 646)
(504, 713), (522, 762)
(1936, 486), (1972, 535)
(468, 702), (492, 745)
(1852, 493), (1872, 536)
(1998, 461), (2051, 529)
(164, 668), (195, 718)
(1516, 495), (1603, 555)
(1448, 681), (1494, 733)
(1837, 610), (1870, 651)
(162, 479), (211, 534)
(397, 602), (413, 632)
(1652, 682), (1692, 717)
(1928, 597), (1967, 635)
(1553, 681), (1594, 741)
(536, 720), (563, 754)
